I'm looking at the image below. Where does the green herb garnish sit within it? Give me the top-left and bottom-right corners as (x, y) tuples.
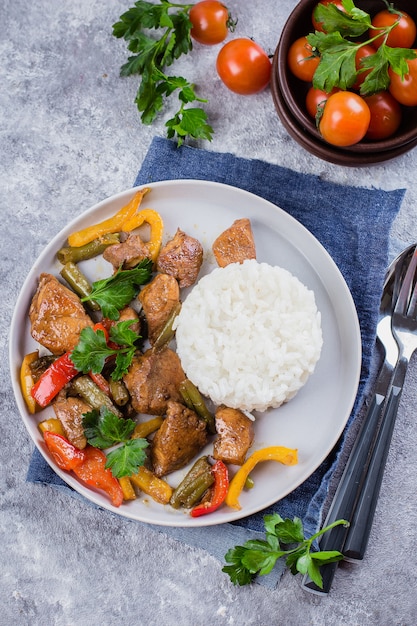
(307, 0), (417, 95)
(112, 1), (213, 146)
(222, 513), (348, 588)
(71, 320), (141, 381)
(83, 406), (148, 478)
(81, 259), (152, 320)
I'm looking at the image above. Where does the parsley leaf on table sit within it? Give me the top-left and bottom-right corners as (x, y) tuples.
(82, 406), (148, 478)
(222, 513), (348, 587)
(81, 259), (152, 320)
(71, 320), (141, 381)
(112, 1), (214, 144)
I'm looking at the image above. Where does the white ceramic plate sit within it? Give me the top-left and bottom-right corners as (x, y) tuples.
(10, 180), (361, 527)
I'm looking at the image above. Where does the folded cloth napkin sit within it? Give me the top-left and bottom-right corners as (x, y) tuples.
(27, 136), (405, 588)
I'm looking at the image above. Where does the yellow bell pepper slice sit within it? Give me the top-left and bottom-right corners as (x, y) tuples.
(38, 418), (65, 436)
(20, 351), (39, 414)
(129, 466), (173, 504)
(121, 208), (164, 262)
(132, 416), (164, 439)
(67, 187), (151, 248)
(225, 446), (298, 511)
(118, 476), (137, 501)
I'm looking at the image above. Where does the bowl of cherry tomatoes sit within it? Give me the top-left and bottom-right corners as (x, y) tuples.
(271, 0), (417, 165)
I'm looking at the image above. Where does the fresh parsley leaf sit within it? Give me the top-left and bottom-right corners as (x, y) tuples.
(82, 260), (152, 320)
(308, 0), (417, 96)
(82, 407), (149, 478)
(112, 1), (214, 144)
(83, 406), (137, 448)
(222, 515), (348, 587)
(105, 438), (149, 478)
(71, 320), (142, 380)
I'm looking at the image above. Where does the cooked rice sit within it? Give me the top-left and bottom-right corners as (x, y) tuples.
(174, 259), (323, 413)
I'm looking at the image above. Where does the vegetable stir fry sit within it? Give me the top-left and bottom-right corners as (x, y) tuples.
(21, 188), (297, 514)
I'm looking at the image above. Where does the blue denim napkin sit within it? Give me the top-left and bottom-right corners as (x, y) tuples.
(27, 136), (405, 587)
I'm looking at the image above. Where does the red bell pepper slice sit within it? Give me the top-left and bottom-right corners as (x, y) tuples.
(30, 352), (79, 407)
(73, 446), (124, 508)
(43, 431), (86, 471)
(190, 460), (229, 518)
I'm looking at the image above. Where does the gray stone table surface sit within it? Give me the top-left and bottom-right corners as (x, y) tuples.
(2, 1), (417, 624)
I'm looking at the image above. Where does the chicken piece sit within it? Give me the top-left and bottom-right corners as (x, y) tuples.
(118, 305), (141, 335)
(212, 218), (256, 267)
(123, 347), (185, 415)
(29, 273), (94, 355)
(103, 233), (151, 270)
(213, 405), (255, 465)
(138, 273), (180, 345)
(53, 396), (91, 449)
(151, 400), (208, 477)
(156, 228), (203, 288)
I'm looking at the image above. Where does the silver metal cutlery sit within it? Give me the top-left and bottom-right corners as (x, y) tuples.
(302, 244), (417, 594)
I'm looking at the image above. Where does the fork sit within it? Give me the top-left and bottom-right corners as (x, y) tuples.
(302, 245), (416, 594)
(342, 246), (417, 561)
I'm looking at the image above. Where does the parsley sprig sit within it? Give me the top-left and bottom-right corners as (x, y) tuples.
(112, 1), (214, 145)
(81, 259), (152, 320)
(71, 320), (141, 380)
(307, 0), (417, 95)
(222, 513), (348, 588)
(83, 406), (149, 478)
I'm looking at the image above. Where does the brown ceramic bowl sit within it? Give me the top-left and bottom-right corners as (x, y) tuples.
(271, 0), (417, 165)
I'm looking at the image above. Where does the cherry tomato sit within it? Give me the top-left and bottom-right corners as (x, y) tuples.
(370, 9), (417, 50)
(287, 36), (320, 82)
(389, 53), (417, 106)
(364, 91), (402, 140)
(319, 91), (371, 146)
(305, 86), (339, 118)
(312, 0), (346, 32)
(353, 45), (375, 90)
(189, 1), (232, 45)
(216, 38), (271, 95)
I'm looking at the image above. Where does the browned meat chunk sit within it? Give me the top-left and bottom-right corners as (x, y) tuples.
(157, 228), (203, 288)
(212, 218), (256, 267)
(118, 305), (141, 335)
(138, 273), (180, 345)
(213, 405), (255, 465)
(151, 400), (208, 476)
(123, 348), (185, 415)
(53, 396), (91, 449)
(29, 273), (94, 355)
(103, 233), (151, 270)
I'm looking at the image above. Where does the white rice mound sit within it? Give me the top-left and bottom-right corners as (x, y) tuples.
(174, 259), (323, 413)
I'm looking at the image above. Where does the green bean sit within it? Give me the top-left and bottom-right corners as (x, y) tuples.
(57, 233), (120, 264)
(152, 301), (182, 351)
(29, 355), (56, 382)
(170, 456), (214, 509)
(179, 380), (216, 434)
(60, 262), (100, 311)
(71, 375), (122, 417)
(109, 379), (130, 406)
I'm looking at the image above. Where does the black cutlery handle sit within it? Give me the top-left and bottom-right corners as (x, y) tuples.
(301, 386), (388, 594)
(342, 359), (406, 561)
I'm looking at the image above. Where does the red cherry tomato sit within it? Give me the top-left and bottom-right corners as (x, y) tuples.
(305, 86), (339, 118)
(287, 36), (320, 82)
(319, 91), (371, 146)
(353, 45), (375, 90)
(312, 0), (346, 32)
(189, 1), (232, 45)
(216, 38), (271, 95)
(370, 9), (417, 50)
(364, 91), (402, 140)
(389, 53), (417, 106)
